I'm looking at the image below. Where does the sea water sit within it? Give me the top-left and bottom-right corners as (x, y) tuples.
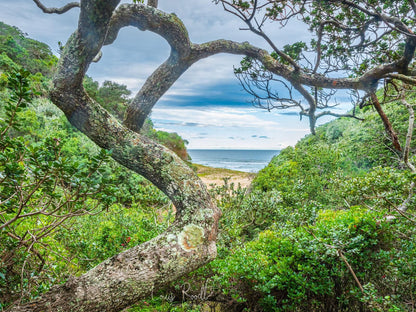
(188, 149), (280, 173)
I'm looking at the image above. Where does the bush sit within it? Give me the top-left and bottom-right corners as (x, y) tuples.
(212, 208), (405, 312)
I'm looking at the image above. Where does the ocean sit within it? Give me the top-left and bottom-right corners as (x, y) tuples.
(188, 149), (280, 173)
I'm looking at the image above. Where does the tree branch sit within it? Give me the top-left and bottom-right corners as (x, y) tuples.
(370, 92), (402, 151)
(103, 4), (192, 131)
(386, 73), (416, 85)
(400, 95), (416, 173)
(315, 111), (364, 121)
(105, 4), (190, 56)
(410, 0), (416, 15)
(106, 4), (410, 133)
(32, 0), (79, 14)
(124, 57), (190, 131)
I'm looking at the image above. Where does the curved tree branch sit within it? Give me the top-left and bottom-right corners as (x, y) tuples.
(104, 4), (190, 56)
(105, 4), (412, 134)
(103, 4), (192, 131)
(32, 0), (79, 14)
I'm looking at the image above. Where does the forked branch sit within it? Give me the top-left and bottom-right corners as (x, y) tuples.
(32, 0), (80, 14)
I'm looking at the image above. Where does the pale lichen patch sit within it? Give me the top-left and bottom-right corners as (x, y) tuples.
(166, 233), (177, 243)
(178, 224), (204, 252)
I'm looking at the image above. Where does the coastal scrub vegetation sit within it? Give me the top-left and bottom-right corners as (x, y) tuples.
(1, 0), (416, 311)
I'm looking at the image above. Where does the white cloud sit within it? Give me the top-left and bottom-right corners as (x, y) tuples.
(152, 106), (280, 129)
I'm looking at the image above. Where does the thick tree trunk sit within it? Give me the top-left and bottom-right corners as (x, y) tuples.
(9, 1), (220, 311)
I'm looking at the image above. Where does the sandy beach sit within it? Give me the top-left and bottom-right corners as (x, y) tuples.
(194, 164), (256, 189)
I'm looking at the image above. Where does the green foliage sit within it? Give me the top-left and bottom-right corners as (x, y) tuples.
(0, 69), (125, 307)
(141, 118), (190, 161)
(0, 52), (19, 72)
(297, 1), (412, 74)
(0, 64), (172, 308)
(196, 94), (416, 311)
(0, 22), (58, 76)
(234, 56), (253, 74)
(56, 202), (172, 271)
(252, 143), (352, 214)
(233, 0), (250, 10)
(271, 42), (307, 64)
(212, 208), (404, 312)
(84, 78), (131, 120)
(137, 91), (416, 311)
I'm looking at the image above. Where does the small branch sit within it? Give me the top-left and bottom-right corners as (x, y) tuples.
(401, 96), (416, 173)
(304, 228), (364, 293)
(313, 22), (324, 74)
(338, 250), (364, 293)
(7, 232), (45, 272)
(410, 0), (416, 15)
(398, 182), (415, 213)
(32, 0), (80, 14)
(386, 73), (416, 86)
(315, 111), (364, 121)
(370, 92), (402, 151)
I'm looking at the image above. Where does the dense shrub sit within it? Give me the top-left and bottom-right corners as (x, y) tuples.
(212, 208), (410, 312)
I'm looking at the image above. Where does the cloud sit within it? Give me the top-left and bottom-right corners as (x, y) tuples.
(152, 106), (280, 129)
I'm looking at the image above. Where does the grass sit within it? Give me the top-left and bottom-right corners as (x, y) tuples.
(193, 164), (256, 179)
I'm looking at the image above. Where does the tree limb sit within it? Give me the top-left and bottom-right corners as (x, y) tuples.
(370, 92), (402, 151)
(386, 73), (416, 86)
(410, 0), (416, 15)
(315, 111), (364, 121)
(400, 95), (416, 173)
(338, 250), (364, 293)
(32, 0), (79, 14)
(106, 4), (411, 133)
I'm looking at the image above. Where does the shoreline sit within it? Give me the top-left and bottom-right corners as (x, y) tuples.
(194, 163), (256, 189)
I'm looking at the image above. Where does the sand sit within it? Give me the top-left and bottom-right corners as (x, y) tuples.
(194, 164), (256, 189)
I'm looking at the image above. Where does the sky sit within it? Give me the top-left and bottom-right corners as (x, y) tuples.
(0, 0), (345, 149)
